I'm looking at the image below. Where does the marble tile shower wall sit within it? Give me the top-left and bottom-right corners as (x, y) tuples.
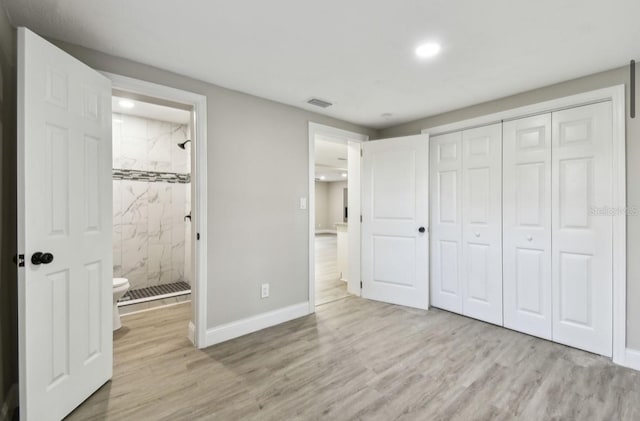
(112, 113), (191, 291)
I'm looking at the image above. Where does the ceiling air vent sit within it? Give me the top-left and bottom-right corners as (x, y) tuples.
(307, 98), (333, 108)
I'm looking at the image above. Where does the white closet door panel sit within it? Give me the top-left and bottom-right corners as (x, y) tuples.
(552, 102), (613, 357)
(461, 123), (502, 325)
(503, 114), (552, 339)
(430, 132), (463, 313)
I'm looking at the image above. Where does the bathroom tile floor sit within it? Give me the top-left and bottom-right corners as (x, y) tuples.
(120, 281), (191, 302)
(118, 281), (191, 315)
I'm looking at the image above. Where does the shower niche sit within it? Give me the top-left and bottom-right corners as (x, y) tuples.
(112, 96), (193, 311)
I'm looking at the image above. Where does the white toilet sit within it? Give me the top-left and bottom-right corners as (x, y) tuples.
(113, 278), (130, 331)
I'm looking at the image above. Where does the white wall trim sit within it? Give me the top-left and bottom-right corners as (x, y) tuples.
(308, 123), (368, 313)
(422, 85), (627, 368)
(102, 72), (209, 349)
(610, 85), (627, 367)
(0, 383), (18, 421)
(203, 302), (310, 346)
(621, 348), (640, 371)
(421, 86), (624, 136)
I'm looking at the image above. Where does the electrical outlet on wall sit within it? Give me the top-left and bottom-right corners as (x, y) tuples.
(261, 283), (270, 298)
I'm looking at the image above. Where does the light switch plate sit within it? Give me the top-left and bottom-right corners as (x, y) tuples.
(261, 283), (270, 298)
(300, 197), (307, 210)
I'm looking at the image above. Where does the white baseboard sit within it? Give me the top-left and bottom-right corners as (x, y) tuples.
(621, 348), (640, 371)
(315, 230), (336, 235)
(204, 302), (310, 347)
(0, 383), (18, 421)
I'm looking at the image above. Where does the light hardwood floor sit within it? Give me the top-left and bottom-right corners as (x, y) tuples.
(315, 234), (349, 306)
(68, 295), (640, 420)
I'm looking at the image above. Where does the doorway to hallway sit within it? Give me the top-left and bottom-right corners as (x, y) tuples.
(314, 234), (348, 305)
(308, 123), (367, 309)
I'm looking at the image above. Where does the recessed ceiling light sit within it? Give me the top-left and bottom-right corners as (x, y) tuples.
(119, 99), (135, 109)
(341, 173), (347, 177)
(415, 42), (441, 59)
(319, 175), (326, 180)
(112, 118), (123, 123)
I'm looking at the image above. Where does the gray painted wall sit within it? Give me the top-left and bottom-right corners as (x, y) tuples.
(381, 65), (640, 350)
(315, 180), (347, 231)
(47, 39), (378, 328)
(0, 6), (17, 412)
(327, 181), (347, 227)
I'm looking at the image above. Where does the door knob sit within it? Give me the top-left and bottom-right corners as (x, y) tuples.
(527, 235), (533, 242)
(418, 226), (426, 233)
(31, 252), (54, 265)
(474, 232), (480, 237)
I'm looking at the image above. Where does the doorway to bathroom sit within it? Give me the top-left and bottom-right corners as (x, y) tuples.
(106, 72), (209, 348)
(111, 94), (193, 317)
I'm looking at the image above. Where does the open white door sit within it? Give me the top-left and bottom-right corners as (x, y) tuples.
(17, 28), (113, 420)
(361, 135), (429, 309)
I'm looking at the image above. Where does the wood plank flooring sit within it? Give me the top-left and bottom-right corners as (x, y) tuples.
(315, 234), (349, 306)
(67, 296), (640, 420)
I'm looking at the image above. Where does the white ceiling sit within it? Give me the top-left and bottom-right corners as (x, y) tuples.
(4, 0), (640, 129)
(112, 96), (191, 124)
(315, 137), (348, 182)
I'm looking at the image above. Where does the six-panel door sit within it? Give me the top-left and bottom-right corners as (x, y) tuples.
(551, 102), (613, 357)
(430, 132), (463, 313)
(429, 105), (613, 355)
(461, 124), (503, 325)
(18, 28), (113, 421)
(430, 124), (503, 326)
(503, 115), (552, 339)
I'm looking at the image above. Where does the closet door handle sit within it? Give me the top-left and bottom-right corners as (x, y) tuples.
(418, 226), (426, 233)
(527, 235), (533, 242)
(474, 232), (480, 238)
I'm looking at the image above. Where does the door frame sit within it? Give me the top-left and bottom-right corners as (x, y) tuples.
(104, 72), (209, 348)
(308, 122), (368, 311)
(421, 85), (627, 367)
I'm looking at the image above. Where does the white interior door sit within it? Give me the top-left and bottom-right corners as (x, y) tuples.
(17, 28), (113, 420)
(551, 102), (613, 356)
(429, 132), (463, 313)
(461, 124), (503, 325)
(503, 114), (552, 339)
(361, 135), (429, 309)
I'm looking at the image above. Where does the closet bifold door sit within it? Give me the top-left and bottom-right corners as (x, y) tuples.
(502, 114), (552, 339)
(461, 123), (503, 325)
(430, 132), (463, 313)
(551, 102), (613, 357)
